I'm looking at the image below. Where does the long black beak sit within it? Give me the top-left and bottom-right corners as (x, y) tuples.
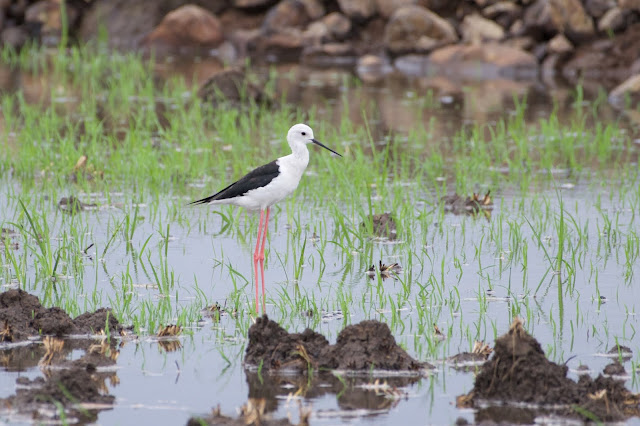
(311, 138), (342, 157)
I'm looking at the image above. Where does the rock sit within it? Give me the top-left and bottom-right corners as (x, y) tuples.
(562, 23), (640, 84)
(302, 21), (328, 44)
(505, 35), (536, 51)
(301, 43), (357, 67)
(384, 5), (458, 55)
(141, 5), (223, 54)
(608, 73), (640, 108)
(619, 0), (640, 12)
(461, 13), (505, 42)
(25, 0), (82, 45)
(199, 68), (266, 104)
(356, 54), (393, 83)
(584, 0), (616, 18)
(549, 0), (595, 42)
(262, 0), (310, 34)
(322, 12), (351, 40)
(375, 0), (416, 19)
(548, 33), (572, 53)
(301, 0), (324, 20)
(79, 0), (186, 48)
(1, 26), (29, 49)
(396, 43), (538, 78)
(598, 7), (627, 33)
(523, 0), (560, 39)
(249, 28), (305, 62)
(233, 0), (277, 8)
(524, 0), (595, 42)
(482, 2), (522, 28)
(337, 0), (377, 22)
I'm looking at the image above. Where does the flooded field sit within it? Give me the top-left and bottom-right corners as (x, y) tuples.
(1, 48), (640, 425)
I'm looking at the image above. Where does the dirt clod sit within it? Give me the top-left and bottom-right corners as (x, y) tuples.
(245, 315), (430, 372)
(0, 289), (122, 341)
(459, 318), (640, 422)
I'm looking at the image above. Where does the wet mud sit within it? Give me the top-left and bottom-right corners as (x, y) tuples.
(245, 315), (430, 372)
(1, 336), (120, 423)
(361, 212), (397, 239)
(0, 289), (121, 342)
(459, 318), (640, 423)
(189, 369), (420, 425)
(442, 191), (493, 216)
(1, 290), (122, 422)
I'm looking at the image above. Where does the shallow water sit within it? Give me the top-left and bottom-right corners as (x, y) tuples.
(1, 62), (640, 425)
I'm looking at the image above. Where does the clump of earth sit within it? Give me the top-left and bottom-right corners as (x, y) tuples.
(0, 290), (122, 422)
(458, 318), (640, 423)
(244, 315), (431, 372)
(0, 289), (122, 342)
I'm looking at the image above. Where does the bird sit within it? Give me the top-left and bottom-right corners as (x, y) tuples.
(190, 124), (342, 312)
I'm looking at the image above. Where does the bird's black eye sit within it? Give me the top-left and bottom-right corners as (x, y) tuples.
(301, 132), (306, 136)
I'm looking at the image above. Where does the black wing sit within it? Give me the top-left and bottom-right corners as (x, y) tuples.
(189, 160), (280, 205)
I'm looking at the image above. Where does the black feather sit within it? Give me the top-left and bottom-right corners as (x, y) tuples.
(189, 160), (280, 205)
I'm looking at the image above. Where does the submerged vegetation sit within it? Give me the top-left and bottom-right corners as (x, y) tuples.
(0, 44), (639, 422)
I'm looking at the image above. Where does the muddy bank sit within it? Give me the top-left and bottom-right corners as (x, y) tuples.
(459, 318), (640, 423)
(245, 315), (430, 372)
(0, 289), (122, 342)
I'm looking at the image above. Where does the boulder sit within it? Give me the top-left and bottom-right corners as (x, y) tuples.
(461, 13), (505, 42)
(548, 33), (572, 53)
(598, 7), (628, 33)
(584, 0), (616, 18)
(375, 0), (416, 19)
(482, 2), (522, 28)
(25, 0), (82, 45)
(384, 5), (458, 55)
(301, 0), (324, 20)
(337, 0), (377, 22)
(1, 26), (29, 50)
(608, 73), (640, 108)
(302, 21), (329, 45)
(199, 68), (266, 104)
(618, 0), (640, 12)
(262, 0), (310, 34)
(248, 28), (305, 62)
(549, 0), (595, 42)
(232, 0), (277, 8)
(322, 12), (351, 40)
(80, 0), (220, 48)
(141, 5), (224, 54)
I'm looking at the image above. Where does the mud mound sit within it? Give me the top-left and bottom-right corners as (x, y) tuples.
(460, 318), (640, 422)
(245, 315), (430, 372)
(326, 320), (424, 370)
(0, 289), (122, 341)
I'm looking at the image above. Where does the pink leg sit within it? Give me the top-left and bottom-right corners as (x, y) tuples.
(258, 207), (270, 312)
(253, 210), (265, 313)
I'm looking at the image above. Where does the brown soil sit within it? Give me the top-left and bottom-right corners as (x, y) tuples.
(1, 336), (119, 423)
(0, 289), (121, 342)
(459, 318), (640, 423)
(245, 315), (430, 372)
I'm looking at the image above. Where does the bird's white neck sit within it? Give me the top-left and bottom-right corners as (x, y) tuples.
(290, 142), (310, 166)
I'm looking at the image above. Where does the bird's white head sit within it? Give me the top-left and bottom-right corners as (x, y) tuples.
(286, 123), (342, 157)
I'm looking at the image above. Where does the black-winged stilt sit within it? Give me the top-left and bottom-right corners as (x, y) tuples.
(190, 123), (342, 312)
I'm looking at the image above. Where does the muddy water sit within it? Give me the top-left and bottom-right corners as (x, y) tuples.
(1, 62), (640, 425)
